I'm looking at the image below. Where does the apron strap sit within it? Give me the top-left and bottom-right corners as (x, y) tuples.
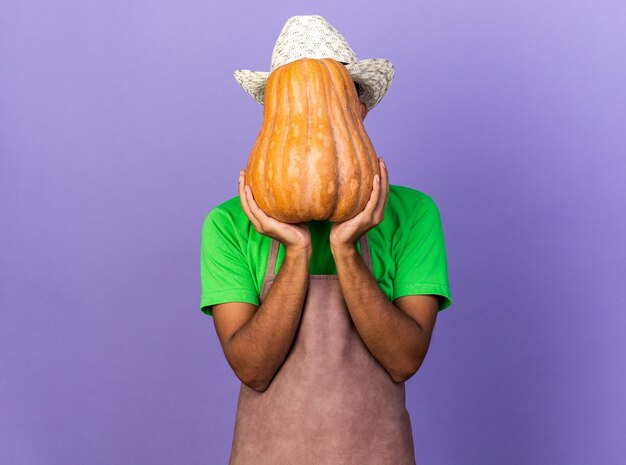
(266, 237), (280, 280)
(359, 232), (373, 272)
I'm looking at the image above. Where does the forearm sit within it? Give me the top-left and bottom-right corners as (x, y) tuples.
(229, 246), (311, 391)
(331, 243), (427, 382)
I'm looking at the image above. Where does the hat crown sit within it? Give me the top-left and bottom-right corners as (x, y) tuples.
(270, 15), (358, 71)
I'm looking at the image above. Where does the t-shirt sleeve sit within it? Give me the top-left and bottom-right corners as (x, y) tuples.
(199, 207), (259, 317)
(392, 195), (453, 311)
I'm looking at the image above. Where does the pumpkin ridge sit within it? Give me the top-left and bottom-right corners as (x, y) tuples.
(340, 63), (366, 218)
(322, 60), (358, 219)
(317, 59), (341, 220)
(341, 64), (371, 215)
(341, 59), (377, 217)
(308, 58), (334, 220)
(347, 65), (378, 206)
(355, 120), (377, 207)
(275, 64), (292, 220)
(322, 58), (360, 220)
(280, 64), (295, 219)
(283, 61), (303, 221)
(248, 64), (280, 217)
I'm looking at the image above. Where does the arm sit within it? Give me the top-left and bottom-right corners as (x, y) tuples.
(212, 169), (312, 393)
(329, 156), (438, 383)
(213, 244), (311, 393)
(331, 244), (438, 382)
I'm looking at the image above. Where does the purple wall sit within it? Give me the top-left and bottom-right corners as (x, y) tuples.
(1, 1), (625, 464)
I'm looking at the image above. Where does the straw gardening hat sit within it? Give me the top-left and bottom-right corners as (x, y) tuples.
(233, 15), (394, 111)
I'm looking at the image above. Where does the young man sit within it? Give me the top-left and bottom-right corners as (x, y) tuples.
(200, 15), (452, 465)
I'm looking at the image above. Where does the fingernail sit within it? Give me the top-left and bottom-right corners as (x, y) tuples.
(375, 174), (380, 183)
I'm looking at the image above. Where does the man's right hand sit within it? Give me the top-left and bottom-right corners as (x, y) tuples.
(239, 169), (312, 255)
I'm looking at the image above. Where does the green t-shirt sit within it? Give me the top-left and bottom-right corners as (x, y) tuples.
(200, 184), (452, 316)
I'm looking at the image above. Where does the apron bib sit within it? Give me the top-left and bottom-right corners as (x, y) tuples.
(228, 233), (416, 465)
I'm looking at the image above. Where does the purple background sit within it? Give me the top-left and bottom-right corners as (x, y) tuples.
(1, 1), (625, 464)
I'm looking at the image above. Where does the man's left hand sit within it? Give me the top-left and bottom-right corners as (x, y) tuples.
(329, 156), (389, 250)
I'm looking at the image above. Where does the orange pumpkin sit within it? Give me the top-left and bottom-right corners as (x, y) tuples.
(245, 57), (380, 223)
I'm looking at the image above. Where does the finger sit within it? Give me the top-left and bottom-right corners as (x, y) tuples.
(365, 174), (380, 212)
(244, 183), (273, 226)
(239, 171), (263, 231)
(352, 172), (379, 222)
(382, 157), (390, 198)
(244, 182), (284, 236)
(373, 158), (389, 220)
(379, 157), (388, 186)
(238, 170), (249, 211)
(239, 170), (252, 216)
(239, 174), (258, 228)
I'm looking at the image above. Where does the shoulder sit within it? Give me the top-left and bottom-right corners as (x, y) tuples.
(387, 184), (440, 220)
(201, 195), (248, 236)
(202, 194), (243, 222)
(389, 184), (432, 204)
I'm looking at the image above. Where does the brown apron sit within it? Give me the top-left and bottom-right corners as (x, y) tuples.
(228, 233), (417, 465)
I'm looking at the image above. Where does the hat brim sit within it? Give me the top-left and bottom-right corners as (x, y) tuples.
(233, 58), (394, 111)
